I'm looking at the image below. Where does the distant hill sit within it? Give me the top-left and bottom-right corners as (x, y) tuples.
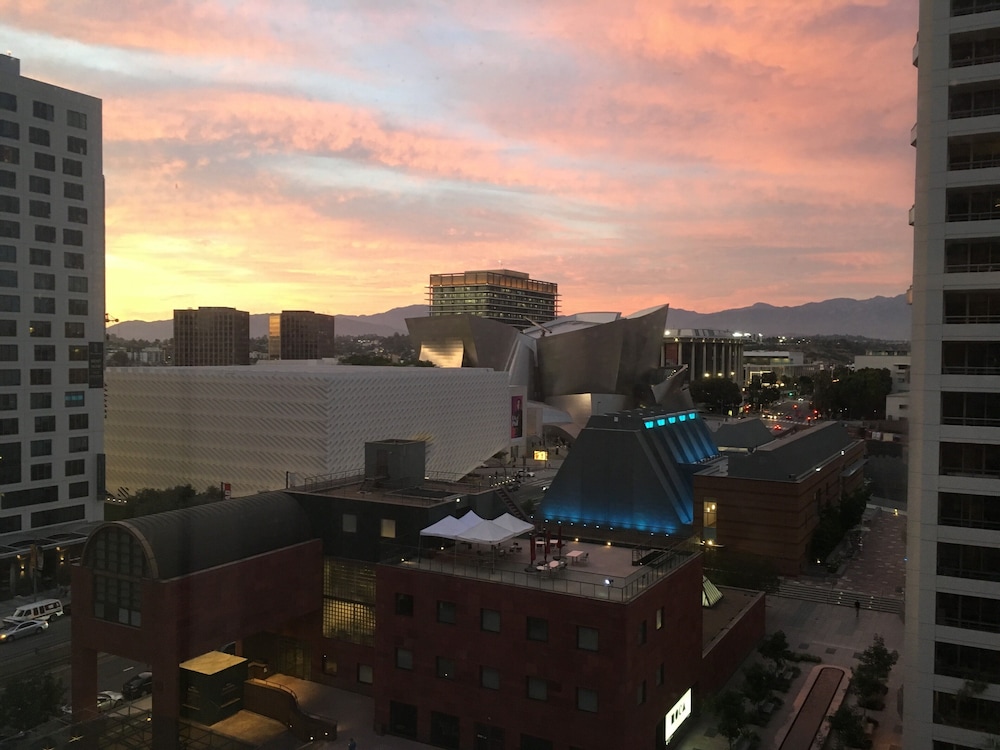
(107, 296), (910, 342)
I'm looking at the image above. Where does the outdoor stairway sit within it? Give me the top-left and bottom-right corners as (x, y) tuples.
(495, 485), (529, 521)
(773, 579), (903, 616)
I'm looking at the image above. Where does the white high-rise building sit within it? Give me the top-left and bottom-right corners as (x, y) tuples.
(0, 56), (105, 541)
(907, 2), (1000, 747)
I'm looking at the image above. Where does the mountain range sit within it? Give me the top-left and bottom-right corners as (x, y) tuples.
(107, 294), (911, 342)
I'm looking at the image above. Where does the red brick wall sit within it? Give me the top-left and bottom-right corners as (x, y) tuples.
(699, 589), (767, 694)
(374, 554), (704, 749)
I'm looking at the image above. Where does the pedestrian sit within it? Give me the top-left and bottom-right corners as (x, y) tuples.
(348, 738), (357, 750)
(854, 599), (861, 617)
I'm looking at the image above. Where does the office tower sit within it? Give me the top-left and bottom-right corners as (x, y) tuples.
(906, 3), (1000, 747)
(267, 310), (336, 360)
(428, 269), (559, 329)
(173, 306), (250, 366)
(0, 56), (106, 534)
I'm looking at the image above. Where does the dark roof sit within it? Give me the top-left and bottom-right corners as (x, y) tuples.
(712, 419), (776, 450)
(88, 491), (313, 580)
(724, 422), (859, 481)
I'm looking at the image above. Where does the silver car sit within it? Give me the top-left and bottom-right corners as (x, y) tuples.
(0, 619), (48, 642)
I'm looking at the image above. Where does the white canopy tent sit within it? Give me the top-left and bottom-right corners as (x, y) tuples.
(456, 519), (521, 546)
(492, 513), (534, 536)
(419, 510), (484, 540)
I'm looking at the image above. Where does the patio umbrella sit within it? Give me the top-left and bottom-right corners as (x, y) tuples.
(544, 530), (551, 561)
(530, 534), (536, 565)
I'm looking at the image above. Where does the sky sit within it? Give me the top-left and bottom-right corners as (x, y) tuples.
(0, 1), (918, 321)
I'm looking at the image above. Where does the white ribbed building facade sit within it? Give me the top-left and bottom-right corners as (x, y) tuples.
(0, 57), (106, 536)
(907, 2), (1000, 748)
(105, 364), (511, 496)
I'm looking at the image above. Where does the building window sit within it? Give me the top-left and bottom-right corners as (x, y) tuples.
(935, 641), (1000, 683)
(0, 418), (17, 435)
(395, 593), (414, 616)
(656, 607), (664, 630)
(68, 299), (88, 315)
(34, 416), (54, 433)
(62, 158), (82, 177)
(527, 616), (548, 642)
(0, 343), (15, 360)
(66, 136), (87, 155)
(527, 677), (547, 701)
(0, 245), (13, 263)
(34, 224), (55, 243)
(0, 169), (12, 188)
(0, 369), (19, 386)
(357, 664), (373, 684)
(64, 182), (83, 200)
(322, 656), (337, 676)
(577, 626), (598, 651)
(63, 229), (83, 246)
(437, 600), (456, 624)
(939, 492), (1000, 530)
(70, 481), (89, 499)
(481, 666), (500, 690)
(481, 608), (500, 632)
(938, 542), (1000, 582)
(64, 391), (84, 407)
(67, 206), (87, 224)
(34, 345), (54, 362)
(68, 436), (88, 453)
(68, 368), (88, 384)
(64, 252), (84, 269)
(69, 413), (88, 430)
(29, 247), (50, 266)
(0, 393), (14, 410)
(33, 152), (55, 172)
(64, 322), (84, 338)
(342, 513), (357, 533)
(0, 195), (18, 214)
(65, 458), (85, 476)
(68, 345), (87, 361)
(29, 321), (51, 338)
(30, 440), (51, 458)
(67, 276), (88, 293)
(0, 219), (18, 237)
(0, 320), (12, 336)
(934, 690), (1000, 733)
(937, 591), (1000, 634)
(34, 273), (54, 290)
(32, 101), (54, 121)
(30, 463), (52, 481)
(395, 648), (413, 670)
(380, 518), (396, 538)
(27, 127), (49, 147)
(30, 369), (51, 385)
(29, 392), (51, 409)
(34, 297), (55, 314)
(67, 110), (87, 130)
(436, 657), (456, 679)
(0, 93), (15, 112)
(0, 120), (18, 139)
(30, 175), (49, 194)
(577, 687), (597, 712)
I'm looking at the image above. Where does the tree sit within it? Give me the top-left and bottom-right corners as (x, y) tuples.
(106, 484), (223, 520)
(827, 703), (869, 749)
(689, 378), (743, 414)
(713, 690), (748, 750)
(758, 631), (790, 672)
(0, 672), (64, 732)
(858, 634), (898, 683)
(742, 663), (773, 713)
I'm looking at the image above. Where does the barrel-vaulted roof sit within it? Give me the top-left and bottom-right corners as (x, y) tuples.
(83, 492), (313, 580)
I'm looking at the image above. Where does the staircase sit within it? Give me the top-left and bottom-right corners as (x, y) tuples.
(773, 579), (903, 616)
(495, 485), (528, 521)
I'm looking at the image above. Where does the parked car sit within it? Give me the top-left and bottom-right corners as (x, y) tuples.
(0, 619), (48, 642)
(122, 672), (153, 700)
(61, 691), (123, 717)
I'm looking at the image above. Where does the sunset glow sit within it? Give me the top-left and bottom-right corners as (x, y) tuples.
(0, 1), (917, 320)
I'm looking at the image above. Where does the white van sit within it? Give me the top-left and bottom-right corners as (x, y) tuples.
(4, 598), (63, 624)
